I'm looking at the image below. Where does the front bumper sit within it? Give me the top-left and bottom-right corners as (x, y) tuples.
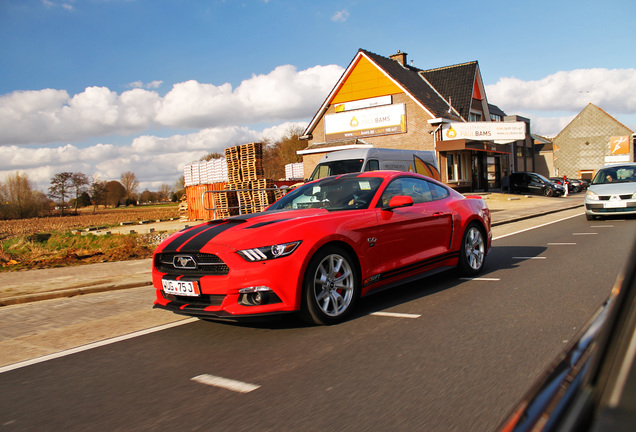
(585, 200), (636, 216)
(152, 299), (294, 321)
(152, 244), (305, 319)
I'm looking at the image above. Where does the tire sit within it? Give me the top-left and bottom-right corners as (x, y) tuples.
(458, 223), (486, 276)
(300, 246), (359, 325)
(586, 213), (595, 221)
(543, 187), (554, 197)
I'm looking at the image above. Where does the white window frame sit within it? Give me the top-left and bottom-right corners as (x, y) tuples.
(447, 152), (468, 182)
(469, 111), (482, 122)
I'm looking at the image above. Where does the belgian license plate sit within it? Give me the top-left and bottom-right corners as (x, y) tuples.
(604, 201), (626, 208)
(162, 280), (200, 297)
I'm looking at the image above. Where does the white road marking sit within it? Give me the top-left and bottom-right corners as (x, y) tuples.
(191, 374), (260, 393)
(573, 232), (597, 235)
(590, 225), (614, 228)
(493, 213), (582, 240)
(0, 318), (198, 374)
(459, 277), (500, 281)
(371, 312), (421, 319)
(512, 257), (547, 260)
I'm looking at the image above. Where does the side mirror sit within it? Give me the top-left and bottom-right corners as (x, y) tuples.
(383, 195), (414, 211)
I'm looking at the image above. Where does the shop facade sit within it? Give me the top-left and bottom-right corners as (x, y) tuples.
(299, 49), (531, 192)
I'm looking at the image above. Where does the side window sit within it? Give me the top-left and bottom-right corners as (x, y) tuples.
(380, 179), (404, 207)
(380, 177), (435, 206)
(428, 181), (449, 201)
(364, 159), (380, 171)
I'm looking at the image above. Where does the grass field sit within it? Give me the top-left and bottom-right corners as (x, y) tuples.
(0, 204), (180, 271)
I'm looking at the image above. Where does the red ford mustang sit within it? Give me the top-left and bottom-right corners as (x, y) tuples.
(152, 171), (491, 325)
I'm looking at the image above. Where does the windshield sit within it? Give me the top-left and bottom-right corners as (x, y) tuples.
(309, 159), (364, 181)
(592, 165), (636, 185)
(534, 173), (552, 183)
(268, 176), (384, 211)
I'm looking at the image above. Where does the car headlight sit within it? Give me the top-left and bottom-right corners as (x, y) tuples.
(238, 241), (302, 262)
(585, 190), (599, 201)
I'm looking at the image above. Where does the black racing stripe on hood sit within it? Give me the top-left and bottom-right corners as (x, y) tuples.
(178, 221), (243, 252)
(161, 223), (216, 253)
(247, 219), (293, 229)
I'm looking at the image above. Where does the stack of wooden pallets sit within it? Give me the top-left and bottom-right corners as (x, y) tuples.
(239, 142), (265, 182)
(185, 143), (295, 219)
(224, 146), (242, 184)
(213, 189), (239, 218)
(251, 179), (276, 213)
(220, 143), (275, 214)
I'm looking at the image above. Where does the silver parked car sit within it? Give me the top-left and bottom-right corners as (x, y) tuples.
(584, 163), (636, 220)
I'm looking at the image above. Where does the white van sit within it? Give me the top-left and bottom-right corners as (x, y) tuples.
(308, 148), (440, 181)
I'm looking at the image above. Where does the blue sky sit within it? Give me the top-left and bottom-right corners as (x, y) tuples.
(1, 0), (635, 191)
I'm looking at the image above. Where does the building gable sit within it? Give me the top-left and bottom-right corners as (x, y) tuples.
(420, 61), (487, 121)
(303, 49), (463, 139)
(332, 55), (403, 104)
(553, 103), (634, 178)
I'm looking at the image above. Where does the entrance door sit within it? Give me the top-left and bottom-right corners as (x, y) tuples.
(471, 153), (485, 191)
(487, 156), (501, 190)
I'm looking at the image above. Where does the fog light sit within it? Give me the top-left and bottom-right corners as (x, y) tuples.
(239, 286), (274, 306)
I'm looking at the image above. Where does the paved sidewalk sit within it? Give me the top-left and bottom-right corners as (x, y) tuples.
(0, 193), (584, 306)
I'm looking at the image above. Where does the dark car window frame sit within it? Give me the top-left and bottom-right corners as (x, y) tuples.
(377, 176), (449, 208)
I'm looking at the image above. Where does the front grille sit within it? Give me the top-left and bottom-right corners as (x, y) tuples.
(162, 292), (225, 307)
(155, 252), (229, 275)
(598, 194), (633, 200)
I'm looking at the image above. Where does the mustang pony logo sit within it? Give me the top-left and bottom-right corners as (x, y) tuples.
(173, 255), (197, 270)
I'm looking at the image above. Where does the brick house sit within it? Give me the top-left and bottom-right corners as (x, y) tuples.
(298, 49), (533, 192)
(553, 103), (635, 180)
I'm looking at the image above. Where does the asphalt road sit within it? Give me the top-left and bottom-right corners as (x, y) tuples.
(1, 211), (634, 431)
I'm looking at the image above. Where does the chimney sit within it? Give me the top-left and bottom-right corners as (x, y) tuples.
(389, 50), (408, 66)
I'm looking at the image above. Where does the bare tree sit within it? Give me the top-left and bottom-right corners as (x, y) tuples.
(71, 172), (89, 213)
(120, 171), (139, 202)
(106, 180), (126, 207)
(48, 172), (74, 215)
(158, 184), (172, 201)
(1, 172), (49, 219)
(200, 152), (224, 161)
(90, 178), (108, 212)
(174, 175), (185, 201)
(263, 125), (306, 179)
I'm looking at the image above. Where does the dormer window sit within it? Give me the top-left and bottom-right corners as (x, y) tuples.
(469, 111), (482, 122)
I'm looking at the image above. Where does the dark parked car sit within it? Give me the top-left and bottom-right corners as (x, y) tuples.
(550, 177), (583, 193)
(510, 172), (565, 197)
(499, 238), (636, 431)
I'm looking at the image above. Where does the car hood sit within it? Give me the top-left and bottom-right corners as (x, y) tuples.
(589, 182), (636, 195)
(156, 209), (342, 253)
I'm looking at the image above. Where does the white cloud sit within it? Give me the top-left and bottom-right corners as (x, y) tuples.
(486, 68), (636, 136)
(0, 125), (284, 191)
(127, 80), (163, 90)
(0, 64), (343, 146)
(156, 64), (343, 128)
(0, 87), (161, 145)
(331, 10), (350, 22)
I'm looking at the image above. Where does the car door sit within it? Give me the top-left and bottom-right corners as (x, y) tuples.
(372, 176), (453, 277)
(527, 173), (544, 195)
